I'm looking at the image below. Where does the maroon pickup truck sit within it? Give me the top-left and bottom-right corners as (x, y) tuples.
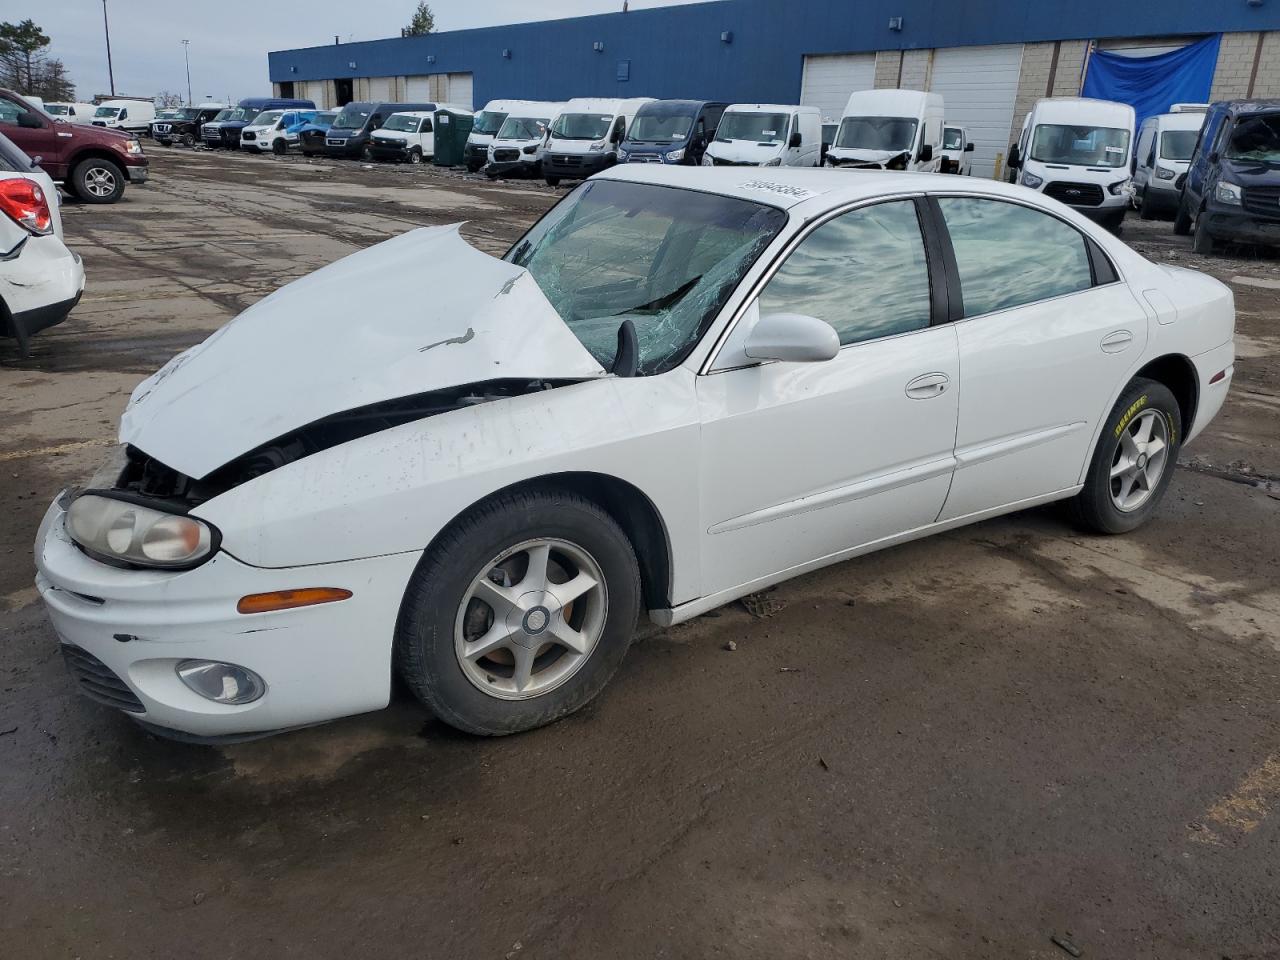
(0, 89), (149, 203)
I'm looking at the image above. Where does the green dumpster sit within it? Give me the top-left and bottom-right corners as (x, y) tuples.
(433, 109), (475, 167)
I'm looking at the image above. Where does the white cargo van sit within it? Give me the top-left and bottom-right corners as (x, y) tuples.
(701, 104), (822, 167)
(825, 90), (944, 172)
(485, 102), (565, 179)
(1007, 97), (1136, 231)
(368, 107), (470, 163)
(940, 125), (974, 175)
(541, 97), (655, 185)
(1132, 110), (1206, 219)
(43, 102), (97, 124)
(90, 99), (156, 136)
(466, 100), (540, 172)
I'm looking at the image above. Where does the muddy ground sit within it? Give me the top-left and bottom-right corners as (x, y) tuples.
(1, 149), (1278, 959)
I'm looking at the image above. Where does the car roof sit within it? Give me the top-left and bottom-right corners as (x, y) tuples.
(595, 164), (1042, 212)
(1032, 97), (1135, 125)
(725, 103), (819, 114)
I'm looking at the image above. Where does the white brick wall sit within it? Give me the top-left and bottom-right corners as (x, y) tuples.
(1211, 32), (1261, 101)
(874, 51), (900, 89)
(900, 49), (933, 90)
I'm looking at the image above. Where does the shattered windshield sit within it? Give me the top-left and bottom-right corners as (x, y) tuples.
(473, 110), (508, 135)
(1224, 114), (1280, 164)
(332, 105), (371, 130)
(506, 180), (787, 376)
(836, 117), (918, 152)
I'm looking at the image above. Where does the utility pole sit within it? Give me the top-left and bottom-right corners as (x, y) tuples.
(182, 40), (192, 105)
(102, 0), (116, 96)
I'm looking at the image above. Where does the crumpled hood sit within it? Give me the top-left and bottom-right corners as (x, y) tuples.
(119, 225), (607, 479)
(827, 147), (906, 168)
(707, 141), (782, 164)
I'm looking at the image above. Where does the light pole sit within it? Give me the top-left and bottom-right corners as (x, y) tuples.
(102, 0), (116, 96)
(181, 40), (192, 105)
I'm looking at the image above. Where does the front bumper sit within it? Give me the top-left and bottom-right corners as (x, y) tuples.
(323, 138), (367, 159)
(369, 143), (409, 162)
(35, 494), (420, 738)
(465, 143), (490, 169)
(485, 157), (541, 177)
(1201, 208), (1280, 247)
(542, 151), (615, 180)
(1077, 204), (1127, 227)
(126, 162), (149, 183)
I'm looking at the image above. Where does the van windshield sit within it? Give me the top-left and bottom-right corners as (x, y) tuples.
(382, 114), (421, 132)
(1030, 124), (1130, 167)
(332, 106), (371, 130)
(835, 117), (917, 152)
(176, 107), (203, 120)
(498, 116), (549, 140)
(94, 107), (121, 118)
(716, 112), (787, 144)
(1224, 114), (1280, 164)
(473, 110), (508, 135)
(551, 113), (613, 140)
(943, 128), (964, 150)
(629, 111), (695, 142)
(507, 179), (787, 376)
(228, 107), (256, 122)
(1159, 130), (1199, 161)
(252, 111), (283, 127)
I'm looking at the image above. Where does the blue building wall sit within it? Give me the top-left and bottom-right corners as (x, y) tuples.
(268, 0), (1280, 107)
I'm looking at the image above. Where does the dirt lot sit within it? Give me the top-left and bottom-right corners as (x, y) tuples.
(2, 149), (1279, 960)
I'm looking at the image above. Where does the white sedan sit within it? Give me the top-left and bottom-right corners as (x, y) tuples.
(35, 166), (1234, 741)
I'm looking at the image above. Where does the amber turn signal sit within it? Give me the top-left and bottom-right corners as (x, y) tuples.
(237, 587), (353, 615)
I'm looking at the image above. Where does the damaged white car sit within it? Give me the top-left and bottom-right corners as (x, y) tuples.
(36, 166), (1235, 741)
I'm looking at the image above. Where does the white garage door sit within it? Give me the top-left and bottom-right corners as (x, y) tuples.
(929, 44), (1024, 179)
(800, 53), (877, 121)
(367, 76), (393, 102)
(447, 73), (473, 110)
(405, 76), (432, 102)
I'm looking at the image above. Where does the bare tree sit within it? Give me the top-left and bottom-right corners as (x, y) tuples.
(156, 90), (185, 108)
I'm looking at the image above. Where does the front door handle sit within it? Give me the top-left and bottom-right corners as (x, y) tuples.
(905, 372), (950, 400)
(1101, 330), (1134, 353)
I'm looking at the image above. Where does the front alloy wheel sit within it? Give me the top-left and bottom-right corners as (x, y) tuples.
(396, 488), (641, 735)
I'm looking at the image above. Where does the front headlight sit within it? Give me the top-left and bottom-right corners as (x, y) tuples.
(588, 141), (607, 152)
(1021, 172), (1043, 189)
(66, 494), (217, 568)
(1108, 178), (1131, 196)
(617, 148), (629, 161)
(762, 157), (782, 167)
(1216, 181), (1243, 206)
(122, 139), (143, 155)
(701, 154), (714, 167)
(1155, 166), (1177, 181)
(665, 148), (685, 163)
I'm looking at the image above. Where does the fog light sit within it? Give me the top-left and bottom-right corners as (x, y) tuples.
(176, 660), (266, 705)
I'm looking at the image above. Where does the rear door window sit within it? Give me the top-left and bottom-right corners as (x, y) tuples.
(936, 197), (1094, 317)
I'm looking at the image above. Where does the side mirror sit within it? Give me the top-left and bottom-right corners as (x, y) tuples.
(964, 141), (975, 152)
(918, 143), (933, 163)
(789, 131), (802, 149)
(17, 111), (43, 129)
(744, 310), (839, 363)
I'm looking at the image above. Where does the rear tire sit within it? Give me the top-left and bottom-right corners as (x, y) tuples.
(395, 488), (641, 736)
(1069, 378), (1181, 535)
(181, 132), (194, 147)
(70, 157), (126, 204)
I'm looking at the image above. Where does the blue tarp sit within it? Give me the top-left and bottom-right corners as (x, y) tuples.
(1082, 34), (1222, 129)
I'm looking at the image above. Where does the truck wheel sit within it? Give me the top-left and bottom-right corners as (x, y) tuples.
(1173, 196), (1193, 236)
(272, 138), (287, 156)
(466, 161), (482, 173)
(1193, 212), (1217, 256)
(545, 177), (561, 187)
(70, 158), (126, 204)
(408, 147), (423, 164)
(180, 133), (194, 147)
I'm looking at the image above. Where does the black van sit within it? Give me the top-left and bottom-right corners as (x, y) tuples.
(153, 104), (225, 147)
(1176, 99), (1280, 254)
(323, 101), (437, 159)
(618, 100), (726, 165)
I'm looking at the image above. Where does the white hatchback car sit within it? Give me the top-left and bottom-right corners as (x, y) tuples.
(0, 132), (84, 353)
(36, 167), (1234, 741)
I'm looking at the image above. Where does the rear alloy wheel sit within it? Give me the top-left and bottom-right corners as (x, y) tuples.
(1070, 378), (1181, 535)
(71, 158), (125, 203)
(408, 147), (423, 164)
(396, 489), (641, 736)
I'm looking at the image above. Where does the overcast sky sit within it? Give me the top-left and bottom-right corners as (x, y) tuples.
(9, 0), (699, 103)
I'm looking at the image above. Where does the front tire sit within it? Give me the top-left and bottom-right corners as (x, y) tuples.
(70, 157), (125, 203)
(545, 176), (561, 187)
(408, 147), (423, 165)
(395, 489), (641, 736)
(272, 138), (287, 156)
(1139, 187), (1157, 220)
(1193, 212), (1217, 255)
(1070, 378), (1181, 535)
(1173, 195), (1193, 236)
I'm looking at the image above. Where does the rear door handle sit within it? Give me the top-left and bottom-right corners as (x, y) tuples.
(1101, 330), (1134, 353)
(905, 372), (950, 400)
